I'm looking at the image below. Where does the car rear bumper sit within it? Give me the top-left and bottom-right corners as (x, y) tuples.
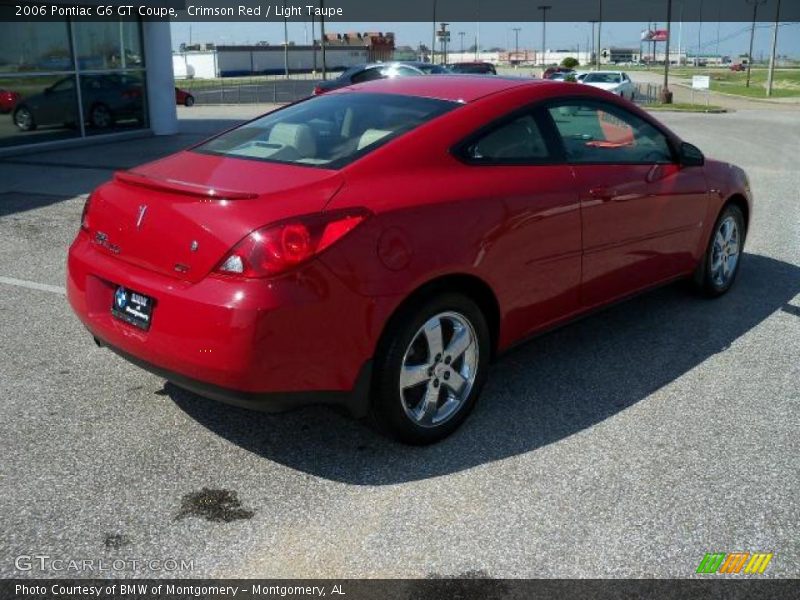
(67, 233), (382, 416)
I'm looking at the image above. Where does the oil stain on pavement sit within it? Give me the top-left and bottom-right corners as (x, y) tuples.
(176, 488), (255, 523)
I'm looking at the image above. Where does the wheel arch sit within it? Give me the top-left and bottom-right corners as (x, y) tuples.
(724, 193), (750, 233)
(375, 273), (502, 361)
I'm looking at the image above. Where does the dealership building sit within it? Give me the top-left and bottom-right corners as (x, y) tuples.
(0, 19), (176, 154)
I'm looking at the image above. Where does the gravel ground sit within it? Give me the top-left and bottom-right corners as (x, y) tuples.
(0, 106), (798, 579)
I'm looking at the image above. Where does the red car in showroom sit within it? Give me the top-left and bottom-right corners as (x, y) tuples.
(68, 76), (751, 444)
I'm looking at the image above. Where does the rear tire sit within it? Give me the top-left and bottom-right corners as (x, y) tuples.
(371, 293), (490, 445)
(693, 204), (746, 297)
(184, 95), (195, 107)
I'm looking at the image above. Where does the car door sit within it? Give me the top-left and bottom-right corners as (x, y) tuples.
(544, 99), (709, 307)
(37, 77), (77, 125)
(456, 110), (582, 337)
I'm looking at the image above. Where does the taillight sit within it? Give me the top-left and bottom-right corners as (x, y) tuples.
(214, 209), (370, 278)
(313, 85), (324, 95)
(80, 193), (94, 232)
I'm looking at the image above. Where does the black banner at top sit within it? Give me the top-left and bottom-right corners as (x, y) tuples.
(1, 0), (799, 22)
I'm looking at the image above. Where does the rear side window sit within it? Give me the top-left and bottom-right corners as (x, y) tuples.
(547, 102), (673, 164)
(461, 114), (552, 164)
(195, 93), (458, 169)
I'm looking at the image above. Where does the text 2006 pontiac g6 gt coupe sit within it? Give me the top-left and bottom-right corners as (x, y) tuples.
(68, 76), (752, 444)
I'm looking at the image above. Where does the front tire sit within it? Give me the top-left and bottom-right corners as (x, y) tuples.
(693, 204), (746, 297)
(89, 103), (113, 129)
(184, 95), (195, 107)
(371, 293), (490, 445)
(13, 105), (35, 131)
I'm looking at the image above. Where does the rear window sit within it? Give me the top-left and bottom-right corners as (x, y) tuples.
(195, 93), (458, 169)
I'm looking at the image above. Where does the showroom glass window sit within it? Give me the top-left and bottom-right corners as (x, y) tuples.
(0, 19), (147, 148)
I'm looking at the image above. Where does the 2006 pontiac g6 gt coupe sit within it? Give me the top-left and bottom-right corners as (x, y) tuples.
(68, 76), (752, 444)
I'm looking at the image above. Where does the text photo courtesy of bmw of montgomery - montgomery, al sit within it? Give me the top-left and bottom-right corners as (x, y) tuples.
(0, 0), (799, 597)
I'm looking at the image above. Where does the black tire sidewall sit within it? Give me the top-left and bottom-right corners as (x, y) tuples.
(185, 96), (194, 107)
(14, 106), (34, 131)
(371, 293), (491, 445)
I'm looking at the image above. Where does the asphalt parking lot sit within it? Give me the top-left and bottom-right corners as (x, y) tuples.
(0, 103), (798, 579)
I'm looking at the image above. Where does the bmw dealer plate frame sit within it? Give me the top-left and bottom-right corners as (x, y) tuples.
(111, 286), (154, 331)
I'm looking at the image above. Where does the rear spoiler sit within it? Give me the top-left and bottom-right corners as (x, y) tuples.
(114, 170), (258, 200)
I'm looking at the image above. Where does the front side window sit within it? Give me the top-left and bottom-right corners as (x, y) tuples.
(547, 102), (673, 164)
(196, 93), (458, 168)
(583, 73), (622, 84)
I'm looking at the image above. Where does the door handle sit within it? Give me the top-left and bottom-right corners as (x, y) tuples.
(589, 187), (618, 201)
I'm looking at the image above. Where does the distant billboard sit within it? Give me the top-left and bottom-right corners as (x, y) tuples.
(641, 29), (669, 42)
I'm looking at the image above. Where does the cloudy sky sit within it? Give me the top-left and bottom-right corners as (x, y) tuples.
(171, 20), (800, 59)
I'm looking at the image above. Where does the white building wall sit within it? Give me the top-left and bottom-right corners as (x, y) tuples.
(173, 52), (218, 79)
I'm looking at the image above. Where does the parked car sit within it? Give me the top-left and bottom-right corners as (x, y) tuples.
(0, 88), (21, 113)
(449, 62), (497, 75)
(313, 62), (445, 95)
(175, 87), (195, 107)
(68, 76), (751, 444)
(13, 74), (143, 132)
(580, 71), (637, 100)
(542, 66), (574, 79)
(545, 71), (575, 81)
(730, 63), (746, 72)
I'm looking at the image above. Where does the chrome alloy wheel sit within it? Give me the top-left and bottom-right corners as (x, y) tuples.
(710, 216), (741, 287)
(399, 311), (479, 428)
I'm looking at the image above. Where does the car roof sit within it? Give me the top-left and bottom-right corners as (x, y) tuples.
(331, 75), (545, 103)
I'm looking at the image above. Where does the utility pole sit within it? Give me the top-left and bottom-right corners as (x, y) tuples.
(746, 0), (766, 88)
(512, 27), (521, 64)
(590, 20), (596, 69)
(660, 0), (673, 103)
(440, 22), (450, 66)
(432, 0), (437, 65)
(311, 12), (316, 74)
(459, 31), (465, 55)
(766, 0), (781, 96)
(320, 0), (326, 80)
(282, 0), (289, 79)
(538, 5), (551, 66)
(696, 0), (703, 67)
(596, 0), (602, 70)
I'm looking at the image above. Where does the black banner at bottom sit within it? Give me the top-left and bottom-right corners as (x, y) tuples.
(2, 579), (798, 600)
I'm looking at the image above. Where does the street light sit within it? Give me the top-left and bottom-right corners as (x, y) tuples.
(746, 0), (767, 88)
(459, 31), (466, 55)
(538, 5), (551, 66)
(660, 0), (673, 103)
(282, 0), (289, 80)
(512, 27), (521, 64)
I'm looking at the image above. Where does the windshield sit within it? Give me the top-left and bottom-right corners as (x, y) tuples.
(195, 93), (458, 169)
(584, 73), (622, 84)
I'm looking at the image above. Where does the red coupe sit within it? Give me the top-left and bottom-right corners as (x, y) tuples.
(0, 88), (21, 113)
(68, 77), (752, 444)
(175, 87), (195, 107)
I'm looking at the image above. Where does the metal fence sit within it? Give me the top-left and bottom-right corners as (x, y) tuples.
(634, 82), (663, 104)
(175, 76), (664, 107)
(177, 76), (321, 105)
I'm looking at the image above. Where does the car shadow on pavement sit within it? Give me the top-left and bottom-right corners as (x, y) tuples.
(169, 253), (800, 485)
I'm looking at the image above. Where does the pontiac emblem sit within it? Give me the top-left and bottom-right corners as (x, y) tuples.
(136, 205), (148, 230)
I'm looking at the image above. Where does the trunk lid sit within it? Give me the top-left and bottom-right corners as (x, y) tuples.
(87, 151), (344, 283)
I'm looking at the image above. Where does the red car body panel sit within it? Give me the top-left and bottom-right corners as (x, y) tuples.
(67, 77), (752, 414)
(0, 89), (21, 113)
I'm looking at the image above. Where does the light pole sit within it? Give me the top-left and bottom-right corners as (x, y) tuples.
(282, 0), (289, 79)
(440, 22), (450, 66)
(512, 27), (521, 64)
(459, 31), (465, 55)
(319, 0), (326, 80)
(746, 0), (767, 88)
(660, 0), (673, 103)
(538, 5), (551, 66)
(432, 0), (437, 65)
(596, 0), (602, 70)
(766, 0), (781, 96)
(589, 20), (596, 68)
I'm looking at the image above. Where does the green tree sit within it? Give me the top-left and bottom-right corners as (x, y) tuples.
(561, 57), (579, 69)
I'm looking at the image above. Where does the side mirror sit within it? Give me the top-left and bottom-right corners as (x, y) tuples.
(679, 142), (704, 167)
